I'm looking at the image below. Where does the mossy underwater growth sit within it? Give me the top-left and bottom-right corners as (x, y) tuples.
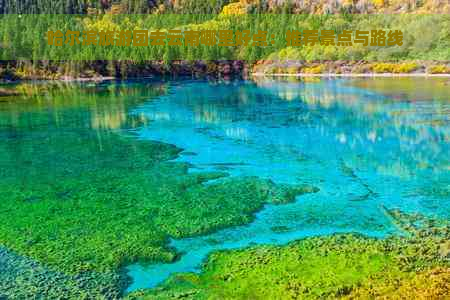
(0, 245), (125, 299)
(128, 211), (450, 300)
(0, 131), (315, 275)
(0, 82), (318, 298)
(1, 81), (449, 299)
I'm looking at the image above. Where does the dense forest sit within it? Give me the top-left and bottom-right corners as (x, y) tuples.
(1, 0), (449, 14)
(0, 0), (449, 79)
(0, 0), (230, 14)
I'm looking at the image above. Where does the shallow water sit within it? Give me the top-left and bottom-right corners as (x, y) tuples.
(127, 78), (450, 291)
(0, 78), (448, 293)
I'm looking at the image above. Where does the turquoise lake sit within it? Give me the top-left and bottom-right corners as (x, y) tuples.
(0, 78), (449, 293)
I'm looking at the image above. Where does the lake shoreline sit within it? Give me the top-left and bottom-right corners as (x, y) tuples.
(2, 60), (450, 84)
(252, 73), (450, 77)
(2, 72), (450, 86)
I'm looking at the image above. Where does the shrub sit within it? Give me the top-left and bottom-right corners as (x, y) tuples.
(371, 63), (418, 73)
(393, 63), (419, 73)
(428, 65), (450, 74)
(221, 2), (247, 15)
(301, 65), (325, 74)
(286, 66), (300, 74)
(268, 47), (303, 61)
(371, 63), (395, 73)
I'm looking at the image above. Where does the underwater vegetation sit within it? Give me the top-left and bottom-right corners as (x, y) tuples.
(0, 129), (316, 275)
(0, 245), (124, 299)
(128, 211), (450, 300)
(0, 82), (317, 298)
(1, 80), (449, 299)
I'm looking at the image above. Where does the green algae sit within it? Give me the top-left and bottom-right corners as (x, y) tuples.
(0, 148), (314, 275)
(345, 267), (450, 299)
(0, 82), (317, 295)
(152, 178), (318, 239)
(129, 236), (398, 299)
(128, 211), (450, 300)
(0, 246), (124, 299)
(1, 81), (449, 299)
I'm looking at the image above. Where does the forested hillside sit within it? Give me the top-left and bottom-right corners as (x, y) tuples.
(1, 0), (449, 14)
(0, 0), (230, 14)
(0, 0), (449, 80)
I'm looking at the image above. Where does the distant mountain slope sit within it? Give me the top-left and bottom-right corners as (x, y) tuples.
(1, 0), (448, 14)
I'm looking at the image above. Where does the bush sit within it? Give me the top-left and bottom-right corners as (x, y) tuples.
(393, 63), (419, 73)
(221, 2), (247, 15)
(286, 66), (300, 74)
(301, 65), (325, 74)
(428, 65), (450, 74)
(371, 63), (418, 73)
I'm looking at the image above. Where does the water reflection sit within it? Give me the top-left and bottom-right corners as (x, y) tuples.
(0, 81), (168, 181)
(127, 78), (449, 291)
(136, 78), (449, 215)
(0, 82), (167, 131)
(1, 78), (448, 292)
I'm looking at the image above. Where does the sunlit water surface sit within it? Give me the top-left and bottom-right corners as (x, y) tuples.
(127, 78), (449, 291)
(0, 78), (448, 293)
